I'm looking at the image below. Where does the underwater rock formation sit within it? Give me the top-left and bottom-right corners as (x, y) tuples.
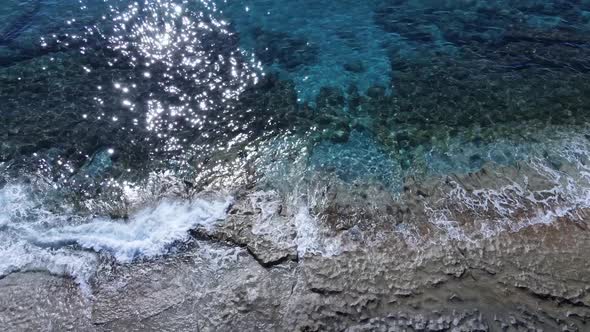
(0, 0), (40, 46)
(3, 1), (590, 331)
(253, 27), (320, 71)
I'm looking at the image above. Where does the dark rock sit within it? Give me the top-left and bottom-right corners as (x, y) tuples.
(367, 85), (386, 99)
(253, 27), (319, 70)
(343, 60), (366, 73)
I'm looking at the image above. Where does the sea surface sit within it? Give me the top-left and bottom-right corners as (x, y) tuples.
(2, 0), (590, 329)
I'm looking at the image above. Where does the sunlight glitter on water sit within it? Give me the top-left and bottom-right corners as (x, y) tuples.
(2, 0), (590, 290)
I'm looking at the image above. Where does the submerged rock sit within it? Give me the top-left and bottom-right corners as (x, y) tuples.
(3, 1), (590, 330)
(253, 27), (319, 71)
(343, 60), (366, 73)
(79, 149), (113, 179)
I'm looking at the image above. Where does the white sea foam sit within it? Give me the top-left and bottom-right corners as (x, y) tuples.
(420, 134), (590, 243)
(0, 241), (98, 294)
(293, 204), (321, 256)
(29, 197), (232, 262)
(0, 183), (232, 287)
(292, 201), (349, 257)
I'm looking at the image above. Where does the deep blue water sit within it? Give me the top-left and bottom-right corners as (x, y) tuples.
(2, 0), (590, 283)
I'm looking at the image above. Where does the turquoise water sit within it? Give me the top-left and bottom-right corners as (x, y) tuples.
(1, 0), (590, 283)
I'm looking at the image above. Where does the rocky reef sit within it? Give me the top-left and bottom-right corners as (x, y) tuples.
(3, 0), (590, 330)
(3, 162), (590, 331)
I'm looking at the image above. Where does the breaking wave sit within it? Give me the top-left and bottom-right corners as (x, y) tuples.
(421, 133), (590, 243)
(0, 183), (231, 288)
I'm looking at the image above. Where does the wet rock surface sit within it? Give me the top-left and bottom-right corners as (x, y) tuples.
(3, 1), (590, 331)
(2, 163), (590, 331)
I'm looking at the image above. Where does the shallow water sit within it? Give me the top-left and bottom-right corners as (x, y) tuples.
(2, 0), (590, 330)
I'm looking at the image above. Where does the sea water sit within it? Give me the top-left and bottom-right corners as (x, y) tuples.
(1, 0), (590, 286)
